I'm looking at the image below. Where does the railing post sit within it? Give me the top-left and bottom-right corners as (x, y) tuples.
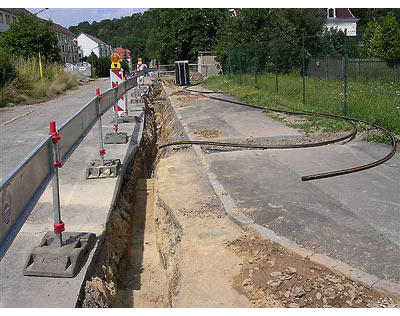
(113, 83), (119, 134)
(302, 34), (306, 105)
(344, 29), (348, 116)
(49, 121), (64, 247)
(96, 88), (105, 165)
(275, 43), (279, 94)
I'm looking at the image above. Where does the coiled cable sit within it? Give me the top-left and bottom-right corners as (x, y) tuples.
(159, 82), (397, 181)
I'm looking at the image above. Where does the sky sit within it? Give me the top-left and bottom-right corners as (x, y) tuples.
(27, 8), (147, 28)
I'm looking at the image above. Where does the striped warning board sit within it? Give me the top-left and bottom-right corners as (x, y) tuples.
(110, 68), (126, 117)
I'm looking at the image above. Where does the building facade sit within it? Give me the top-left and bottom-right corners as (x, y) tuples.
(0, 8), (20, 33)
(77, 33), (112, 59)
(325, 8), (359, 36)
(53, 24), (80, 63)
(197, 51), (221, 77)
(0, 8), (80, 63)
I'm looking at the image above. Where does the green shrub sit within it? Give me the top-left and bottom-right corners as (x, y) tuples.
(0, 57), (77, 107)
(0, 51), (15, 87)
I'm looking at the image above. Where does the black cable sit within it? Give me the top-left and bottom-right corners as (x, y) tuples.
(161, 82), (397, 181)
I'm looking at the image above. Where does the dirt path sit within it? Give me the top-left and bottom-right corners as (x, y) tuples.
(84, 79), (399, 308)
(115, 178), (168, 307)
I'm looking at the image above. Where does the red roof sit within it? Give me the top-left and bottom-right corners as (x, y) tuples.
(334, 8), (356, 19)
(114, 47), (131, 58)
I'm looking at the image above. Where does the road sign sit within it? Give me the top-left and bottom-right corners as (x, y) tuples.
(110, 68), (126, 117)
(111, 53), (121, 69)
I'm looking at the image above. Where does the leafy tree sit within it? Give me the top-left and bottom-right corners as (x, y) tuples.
(0, 51), (15, 87)
(360, 20), (383, 58)
(214, 9), (326, 72)
(146, 8), (230, 64)
(70, 13), (150, 62)
(0, 14), (60, 62)
(144, 9), (163, 62)
(360, 12), (400, 65)
(351, 8), (400, 35)
(381, 12), (400, 65)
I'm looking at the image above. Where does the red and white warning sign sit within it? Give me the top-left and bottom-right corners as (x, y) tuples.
(110, 68), (126, 117)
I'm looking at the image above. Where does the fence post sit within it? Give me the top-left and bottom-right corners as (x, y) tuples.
(302, 34), (306, 105)
(254, 43), (258, 87)
(275, 43), (278, 94)
(343, 29), (348, 116)
(228, 49), (231, 79)
(49, 121), (64, 247)
(239, 46), (242, 84)
(96, 88), (105, 165)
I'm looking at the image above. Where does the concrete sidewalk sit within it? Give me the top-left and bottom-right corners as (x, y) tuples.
(0, 80), (148, 307)
(164, 84), (400, 293)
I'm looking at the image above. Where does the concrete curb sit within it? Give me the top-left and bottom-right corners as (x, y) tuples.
(162, 82), (400, 301)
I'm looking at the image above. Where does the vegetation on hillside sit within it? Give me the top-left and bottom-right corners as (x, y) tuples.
(0, 15), (76, 107)
(68, 8), (400, 68)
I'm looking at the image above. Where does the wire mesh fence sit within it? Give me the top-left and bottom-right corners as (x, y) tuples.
(226, 31), (400, 135)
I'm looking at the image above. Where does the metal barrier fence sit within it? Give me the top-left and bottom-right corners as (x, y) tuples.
(226, 32), (400, 136)
(158, 64), (221, 77)
(0, 71), (148, 261)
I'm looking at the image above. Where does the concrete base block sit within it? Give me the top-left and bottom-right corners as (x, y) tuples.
(86, 159), (120, 179)
(104, 132), (128, 144)
(23, 232), (96, 278)
(116, 116), (139, 123)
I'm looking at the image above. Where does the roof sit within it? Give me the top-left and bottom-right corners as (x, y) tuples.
(1, 8), (34, 16)
(0, 8), (77, 37)
(79, 32), (107, 45)
(332, 8), (357, 20)
(52, 23), (76, 37)
(114, 47), (131, 58)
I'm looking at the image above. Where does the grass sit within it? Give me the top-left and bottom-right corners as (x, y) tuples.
(0, 57), (78, 107)
(203, 73), (400, 143)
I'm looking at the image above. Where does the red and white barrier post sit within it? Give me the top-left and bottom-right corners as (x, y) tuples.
(96, 88), (105, 165)
(49, 121), (64, 247)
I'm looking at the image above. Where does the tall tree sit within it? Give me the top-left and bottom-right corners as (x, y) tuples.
(214, 9), (326, 71)
(381, 12), (400, 64)
(147, 8), (230, 64)
(360, 20), (384, 58)
(0, 14), (60, 62)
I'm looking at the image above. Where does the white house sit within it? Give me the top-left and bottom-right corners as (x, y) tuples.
(77, 32), (112, 58)
(325, 8), (359, 36)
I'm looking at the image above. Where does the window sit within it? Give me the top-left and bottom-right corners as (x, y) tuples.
(328, 8), (335, 18)
(5, 14), (10, 24)
(12, 16), (17, 24)
(0, 13), (3, 24)
(62, 45), (65, 52)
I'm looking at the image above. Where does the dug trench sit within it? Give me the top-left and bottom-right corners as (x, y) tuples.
(76, 80), (399, 308)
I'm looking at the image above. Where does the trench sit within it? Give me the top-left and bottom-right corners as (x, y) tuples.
(76, 81), (185, 307)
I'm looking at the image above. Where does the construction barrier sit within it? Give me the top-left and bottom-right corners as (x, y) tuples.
(0, 70), (154, 264)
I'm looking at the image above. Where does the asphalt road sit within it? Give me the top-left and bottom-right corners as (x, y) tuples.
(165, 84), (400, 284)
(0, 78), (110, 179)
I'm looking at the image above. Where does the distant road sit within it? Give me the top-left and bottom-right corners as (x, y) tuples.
(0, 78), (110, 179)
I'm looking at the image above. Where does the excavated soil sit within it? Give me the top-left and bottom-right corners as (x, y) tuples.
(77, 78), (400, 308)
(227, 230), (399, 308)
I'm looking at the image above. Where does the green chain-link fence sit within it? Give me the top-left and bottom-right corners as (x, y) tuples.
(226, 31), (400, 135)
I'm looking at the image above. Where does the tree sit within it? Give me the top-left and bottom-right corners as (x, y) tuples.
(70, 13), (149, 62)
(381, 12), (400, 65)
(0, 14), (60, 62)
(360, 20), (383, 58)
(147, 8), (230, 64)
(214, 9), (326, 72)
(360, 12), (400, 65)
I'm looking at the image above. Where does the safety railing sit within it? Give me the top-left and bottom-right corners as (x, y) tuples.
(0, 71), (148, 260)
